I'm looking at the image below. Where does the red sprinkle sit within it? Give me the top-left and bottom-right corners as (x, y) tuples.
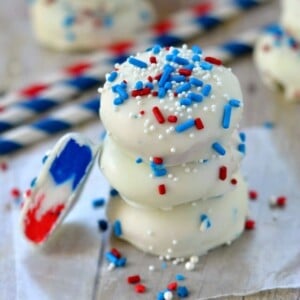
(11, 188), (21, 198)
(152, 91), (158, 97)
(179, 68), (192, 76)
(127, 275), (141, 284)
(25, 189), (32, 198)
(204, 56), (222, 66)
(153, 157), (163, 164)
(111, 248), (122, 259)
(276, 196), (286, 207)
(135, 284), (146, 293)
(150, 56), (157, 64)
(262, 44), (271, 52)
(245, 219), (255, 230)
(154, 73), (162, 81)
(231, 178), (238, 185)
(194, 117), (204, 130)
(152, 106), (165, 124)
(158, 184), (166, 195)
(148, 76), (153, 82)
(131, 87), (151, 97)
(167, 282), (178, 291)
(140, 110), (145, 115)
(168, 115), (178, 123)
(219, 166), (227, 180)
(248, 190), (258, 200)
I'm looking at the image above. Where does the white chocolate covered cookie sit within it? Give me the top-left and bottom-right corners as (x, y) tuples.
(100, 45), (244, 165)
(28, 0), (155, 51)
(100, 131), (244, 209)
(107, 173), (248, 258)
(281, 0), (300, 41)
(254, 25), (300, 102)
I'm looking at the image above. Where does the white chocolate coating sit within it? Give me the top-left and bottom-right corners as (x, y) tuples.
(106, 173), (248, 258)
(28, 0), (155, 51)
(100, 132), (244, 209)
(281, 0), (300, 41)
(254, 27), (300, 102)
(100, 45), (244, 166)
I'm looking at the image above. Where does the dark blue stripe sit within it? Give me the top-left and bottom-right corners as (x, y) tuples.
(221, 41), (253, 56)
(152, 35), (184, 47)
(194, 15), (222, 30)
(17, 98), (57, 112)
(0, 122), (13, 134)
(32, 119), (71, 133)
(109, 54), (129, 65)
(263, 23), (283, 35)
(64, 76), (101, 91)
(80, 97), (100, 113)
(0, 139), (23, 155)
(233, 0), (260, 9)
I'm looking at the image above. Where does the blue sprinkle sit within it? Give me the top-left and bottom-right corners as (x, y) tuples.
(222, 104), (232, 129)
(157, 291), (165, 300)
(239, 132), (246, 142)
(185, 63), (195, 70)
(158, 87), (167, 98)
(113, 84), (128, 101)
(103, 15), (113, 27)
(49, 139), (92, 191)
(164, 82), (172, 90)
(63, 15), (75, 27)
(172, 48), (180, 55)
(176, 82), (191, 94)
(92, 198), (105, 208)
(107, 71), (118, 82)
(113, 220), (122, 237)
(201, 84), (212, 96)
(136, 157), (143, 164)
(200, 214), (212, 228)
(98, 219), (108, 232)
(192, 54), (201, 62)
(173, 56), (189, 65)
(263, 121), (275, 129)
(161, 262), (167, 269)
(145, 82), (154, 89)
(113, 97), (124, 106)
(175, 274), (186, 281)
(166, 54), (175, 61)
(152, 45), (161, 54)
(177, 286), (189, 298)
(171, 75), (186, 82)
(159, 64), (175, 87)
(116, 257), (127, 267)
(110, 188), (119, 197)
(153, 168), (167, 177)
(180, 98), (192, 106)
(128, 57), (148, 68)
(190, 77), (203, 87)
(175, 119), (195, 133)
(30, 177), (37, 188)
(192, 45), (202, 54)
(105, 252), (118, 264)
(238, 143), (246, 154)
(212, 142), (226, 155)
(135, 81), (143, 90)
(229, 99), (241, 107)
(200, 61), (213, 71)
(188, 92), (203, 103)
(42, 155), (48, 164)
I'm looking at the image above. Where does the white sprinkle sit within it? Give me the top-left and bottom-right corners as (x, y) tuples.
(107, 263), (115, 271)
(190, 255), (199, 264)
(164, 291), (173, 300)
(170, 147), (176, 153)
(185, 261), (195, 271)
(172, 239), (178, 245)
(149, 265), (155, 271)
(158, 134), (164, 140)
(147, 229), (153, 236)
(148, 245), (153, 251)
(167, 248), (173, 254)
(269, 195), (277, 206)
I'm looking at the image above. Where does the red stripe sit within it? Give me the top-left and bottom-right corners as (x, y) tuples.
(106, 40), (134, 55)
(152, 20), (174, 35)
(64, 62), (92, 76)
(192, 1), (214, 16)
(20, 83), (49, 98)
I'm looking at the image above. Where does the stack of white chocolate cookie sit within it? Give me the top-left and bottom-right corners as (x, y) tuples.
(255, 0), (300, 102)
(28, 0), (155, 51)
(99, 45), (248, 258)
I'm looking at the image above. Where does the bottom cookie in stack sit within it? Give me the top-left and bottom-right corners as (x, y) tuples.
(106, 173), (248, 258)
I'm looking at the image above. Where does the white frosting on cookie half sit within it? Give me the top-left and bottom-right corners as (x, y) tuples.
(100, 45), (244, 166)
(106, 173), (248, 258)
(281, 0), (300, 41)
(254, 26), (300, 102)
(100, 131), (245, 209)
(28, 0), (155, 51)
